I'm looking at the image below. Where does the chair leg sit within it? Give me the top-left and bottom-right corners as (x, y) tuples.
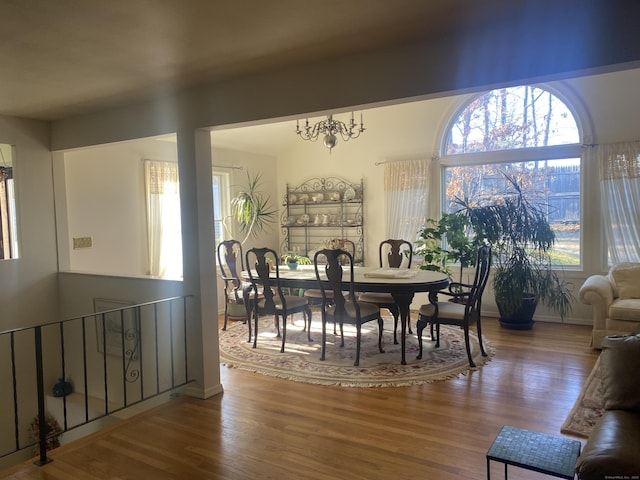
(246, 304), (254, 343)
(320, 314), (327, 361)
(463, 325), (476, 368)
(253, 312), (259, 349)
(435, 322), (441, 348)
(354, 324), (362, 366)
(377, 316), (385, 353)
(416, 315), (427, 360)
(274, 315), (281, 337)
(390, 306), (400, 345)
(281, 315), (287, 353)
(339, 323), (345, 347)
(222, 303), (229, 331)
(305, 307), (313, 341)
(476, 316), (487, 357)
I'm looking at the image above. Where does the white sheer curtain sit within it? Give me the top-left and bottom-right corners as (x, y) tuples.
(595, 141), (640, 263)
(144, 160), (183, 278)
(384, 158), (430, 243)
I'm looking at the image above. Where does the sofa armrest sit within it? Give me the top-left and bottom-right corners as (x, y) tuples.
(576, 410), (640, 480)
(579, 275), (615, 328)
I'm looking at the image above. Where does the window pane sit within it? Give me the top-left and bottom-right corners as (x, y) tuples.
(444, 158), (580, 265)
(212, 172), (230, 244)
(446, 86), (579, 155)
(0, 144), (18, 260)
(213, 175), (221, 218)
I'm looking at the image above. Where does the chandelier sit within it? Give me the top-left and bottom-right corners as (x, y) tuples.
(295, 113), (365, 152)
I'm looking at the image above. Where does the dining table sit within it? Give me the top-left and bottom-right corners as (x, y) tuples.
(242, 265), (450, 365)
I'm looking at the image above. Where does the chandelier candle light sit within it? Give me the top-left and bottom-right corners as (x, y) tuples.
(296, 113), (365, 152)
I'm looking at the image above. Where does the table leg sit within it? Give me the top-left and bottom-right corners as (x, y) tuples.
(391, 292), (414, 365)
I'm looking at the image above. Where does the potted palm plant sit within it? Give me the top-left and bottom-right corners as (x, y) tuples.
(225, 171), (276, 245)
(455, 173), (573, 329)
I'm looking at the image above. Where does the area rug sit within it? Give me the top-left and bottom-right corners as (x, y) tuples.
(219, 315), (494, 387)
(560, 356), (604, 438)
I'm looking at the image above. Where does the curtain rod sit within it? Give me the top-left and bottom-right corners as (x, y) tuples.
(375, 156), (437, 166)
(212, 165), (243, 170)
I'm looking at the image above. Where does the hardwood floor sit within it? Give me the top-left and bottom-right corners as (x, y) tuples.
(0, 317), (599, 480)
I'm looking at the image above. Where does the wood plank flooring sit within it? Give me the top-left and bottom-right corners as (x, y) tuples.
(0, 317), (599, 480)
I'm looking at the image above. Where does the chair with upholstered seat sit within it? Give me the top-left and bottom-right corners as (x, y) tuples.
(216, 240), (255, 334)
(416, 244), (491, 367)
(358, 239), (413, 344)
(245, 247), (313, 352)
(303, 239), (355, 307)
(314, 248), (384, 367)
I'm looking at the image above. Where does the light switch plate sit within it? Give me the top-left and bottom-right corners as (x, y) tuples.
(73, 236), (93, 249)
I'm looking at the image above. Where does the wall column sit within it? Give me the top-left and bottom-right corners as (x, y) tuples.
(177, 127), (222, 398)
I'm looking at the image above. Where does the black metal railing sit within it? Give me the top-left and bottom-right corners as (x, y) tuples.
(0, 295), (194, 466)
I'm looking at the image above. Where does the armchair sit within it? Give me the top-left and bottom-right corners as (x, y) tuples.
(579, 262), (640, 348)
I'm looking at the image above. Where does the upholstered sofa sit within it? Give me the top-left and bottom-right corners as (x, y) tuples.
(579, 262), (640, 348)
(575, 334), (640, 480)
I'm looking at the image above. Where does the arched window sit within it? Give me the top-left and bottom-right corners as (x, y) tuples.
(441, 85), (582, 265)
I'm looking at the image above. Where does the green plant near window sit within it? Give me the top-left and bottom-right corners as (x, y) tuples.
(455, 173), (573, 327)
(227, 171), (276, 245)
(415, 212), (477, 285)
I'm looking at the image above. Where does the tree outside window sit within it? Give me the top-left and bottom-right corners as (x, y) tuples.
(442, 86), (582, 266)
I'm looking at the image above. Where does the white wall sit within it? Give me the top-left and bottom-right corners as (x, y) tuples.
(0, 115), (59, 328)
(59, 137), (178, 277)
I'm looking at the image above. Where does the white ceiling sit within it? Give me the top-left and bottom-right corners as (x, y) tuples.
(0, 0), (526, 121)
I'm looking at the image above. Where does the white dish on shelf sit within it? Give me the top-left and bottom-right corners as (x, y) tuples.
(298, 194), (309, 203)
(343, 187), (356, 201)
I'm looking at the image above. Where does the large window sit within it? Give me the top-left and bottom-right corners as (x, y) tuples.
(0, 144), (18, 260)
(144, 160), (182, 279)
(213, 171), (231, 245)
(441, 86), (582, 265)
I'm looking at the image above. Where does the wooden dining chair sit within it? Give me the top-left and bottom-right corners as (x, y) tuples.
(245, 247), (312, 352)
(216, 240), (254, 333)
(303, 239), (355, 307)
(358, 239), (413, 344)
(416, 244), (491, 367)
(314, 248), (384, 366)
